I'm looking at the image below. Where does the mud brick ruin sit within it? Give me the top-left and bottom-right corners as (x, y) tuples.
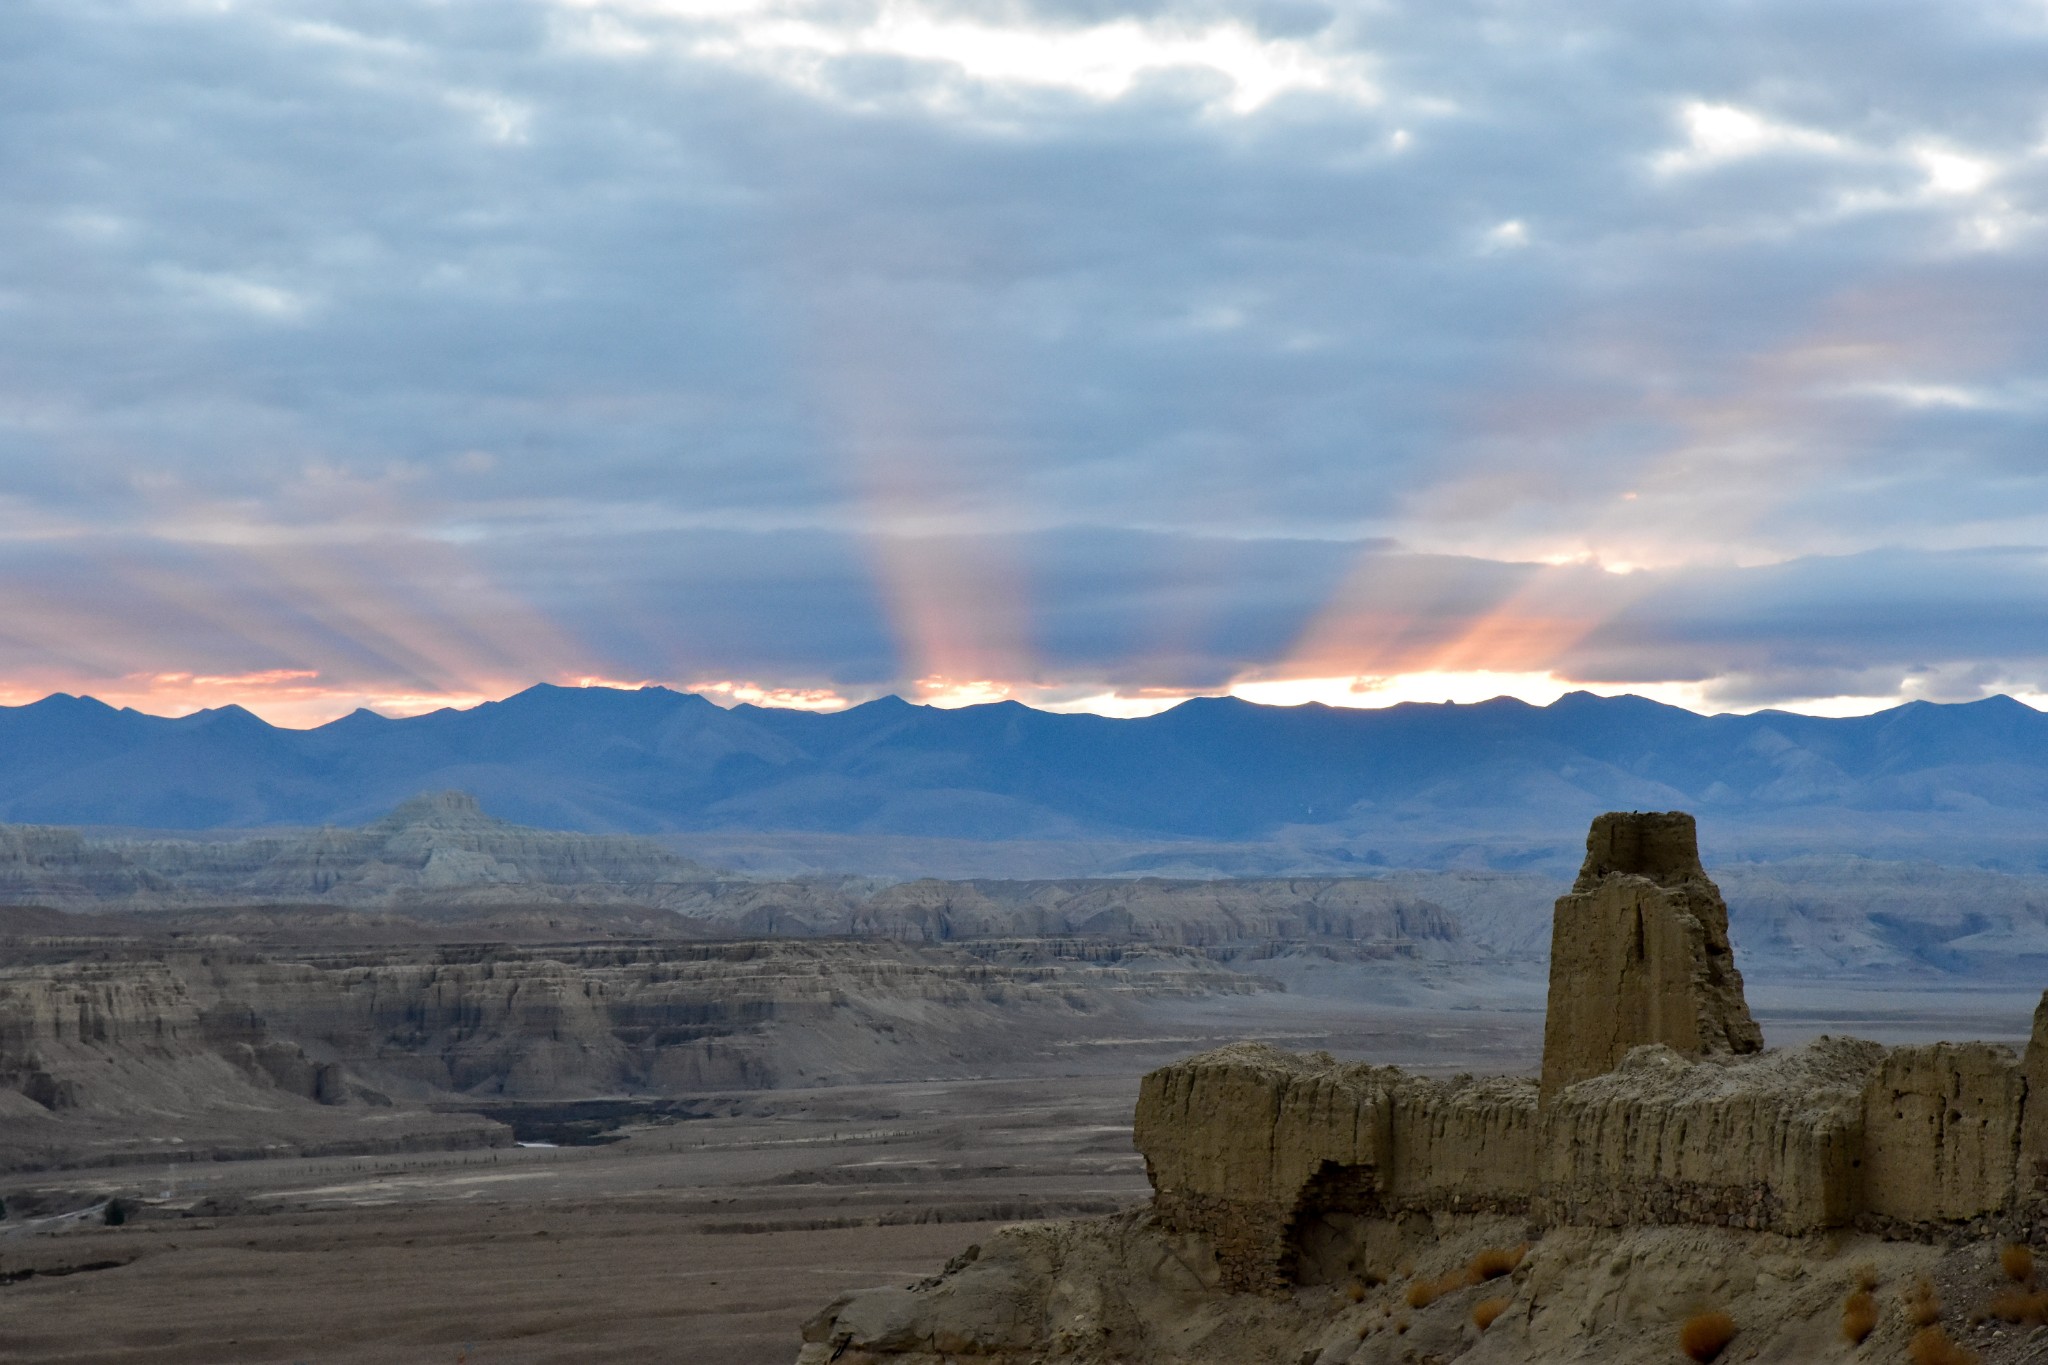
(1134, 811), (2048, 1295)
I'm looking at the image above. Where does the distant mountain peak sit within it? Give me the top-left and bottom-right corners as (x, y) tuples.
(23, 693), (118, 714)
(370, 790), (500, 832)
(1966, 693), (2040, 713)
(1168, 694), (1258, 712)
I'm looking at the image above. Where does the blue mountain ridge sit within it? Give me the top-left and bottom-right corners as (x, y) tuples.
(1, 686), (2045, 844)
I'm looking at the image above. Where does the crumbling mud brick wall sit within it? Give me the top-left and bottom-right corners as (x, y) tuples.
(1862, 1042), (2024, 1223)
(1535, 1038), (1878, 1233)
(1382, 1073), (1539, 1213)
(1134, 1046), (1541, 1292)
(1135, 812), (2048, 1296)
(1133, 1043), (1397, 1293)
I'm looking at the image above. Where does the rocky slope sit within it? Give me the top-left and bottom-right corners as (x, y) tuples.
(799, 1207), (2044, 1365)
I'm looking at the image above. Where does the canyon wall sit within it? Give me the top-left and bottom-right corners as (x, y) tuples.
(0, 934), (1252, 1171)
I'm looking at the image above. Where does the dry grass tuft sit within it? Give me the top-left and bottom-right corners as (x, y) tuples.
(1394, 1314), (1410, 1335)
(1345, 1280), (1367, 1303)
(1841, 1289), (1879, 1345)
(1986, 1287), (2048, 1325)
(1471, 1297), (1510, 1331)
(1404, 1269), (1468, 1308)
(1853, 1261), (1880, 1292)
(2002, 1243), (2035, 1284)
(1678, 1310), (1737, 1363)
(1905, 1276), (1942, 1327)
(1907, 1326), (1979, 1365)
(1465, 1243), (1529, 1285)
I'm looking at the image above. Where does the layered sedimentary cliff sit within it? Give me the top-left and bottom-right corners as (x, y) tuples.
(825, 877), (1457, 953)
(0, 791), (717, 911)
(0, 930), (1251, 1171)
(799, 811), (2048, 1365)
(0, 794), (1463, 959)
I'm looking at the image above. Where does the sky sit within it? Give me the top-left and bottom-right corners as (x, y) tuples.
(3, 0), (2047, 726)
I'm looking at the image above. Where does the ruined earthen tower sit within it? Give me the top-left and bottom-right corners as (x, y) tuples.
(1538, 810), (1761, 1102)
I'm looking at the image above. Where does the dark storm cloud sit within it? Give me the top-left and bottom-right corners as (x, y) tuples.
(1, 0), (2044, 715)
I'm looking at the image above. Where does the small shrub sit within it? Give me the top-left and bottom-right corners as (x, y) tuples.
(1907, 1326), (1979, 1365)
(2002, 1243), (2035, 1284)
(1986, 1287), (2048, 1325)
(1465, 1243), (1529, 1285)
(1678, 1311), (1736, 1364)
(1841, 1289), (1879, 1344)
(1394, 1314), (1410, 1334)
(1472, 1296), (1510, 1331)
(1905, 1277), (1941, 1327)
(1345, 1280), (1367, 1303)
(1852, 1261), (1880, 1292)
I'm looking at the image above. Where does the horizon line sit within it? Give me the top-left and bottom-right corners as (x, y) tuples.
(4, 680), (2042, 731)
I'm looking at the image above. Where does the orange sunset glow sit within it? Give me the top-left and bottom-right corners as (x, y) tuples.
(0, 0), (2039, 729)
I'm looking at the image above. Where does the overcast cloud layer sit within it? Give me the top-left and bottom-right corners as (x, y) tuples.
(3, 0), (2046, 723)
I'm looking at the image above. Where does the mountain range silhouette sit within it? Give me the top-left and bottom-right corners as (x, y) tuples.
(2, 687), (2044, 859)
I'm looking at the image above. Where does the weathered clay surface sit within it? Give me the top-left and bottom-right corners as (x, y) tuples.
(1539, 811), (1761, 1102)
(1136, 1031), (1905, 1280)
(1537, 1038), (1878, 1232)
(2020, 992), (2048, 1196)
(1134, 1043), (1401, 1291)
(1862, 1041), (2024, 1223)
